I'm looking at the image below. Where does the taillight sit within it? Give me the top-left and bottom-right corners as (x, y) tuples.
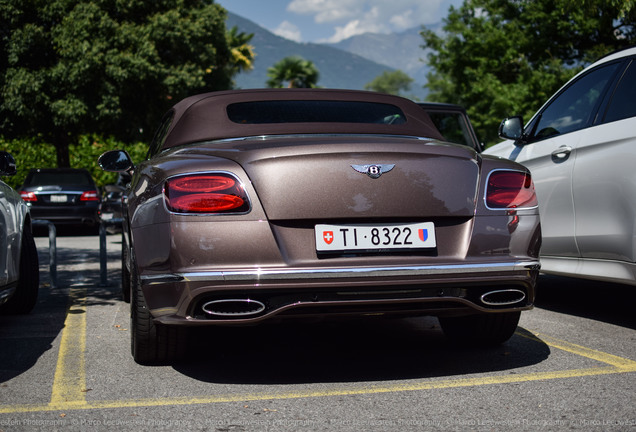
(80, 190), (99, 201)
(486, 170), (538, 209)
(164, 173), (250, 214)
(20, 191), (37, 202)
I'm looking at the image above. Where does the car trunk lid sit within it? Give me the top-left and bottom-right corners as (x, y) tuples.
(190, 136), (481, 220)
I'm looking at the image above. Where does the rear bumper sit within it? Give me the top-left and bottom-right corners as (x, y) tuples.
(140, 260), (540, 325)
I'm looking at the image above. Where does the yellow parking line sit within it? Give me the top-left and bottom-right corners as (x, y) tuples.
(1, 302), (635, 414)
(0, 365), (629, 414)
(49, 286), (88, 409)
(527, 332), (636, 371)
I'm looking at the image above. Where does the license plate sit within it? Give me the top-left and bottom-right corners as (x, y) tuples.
(50, 194), (67, 203)
(315, 222), (436, 252)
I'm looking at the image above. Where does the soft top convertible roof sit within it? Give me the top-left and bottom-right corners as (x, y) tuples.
(160, 89), (444, 150)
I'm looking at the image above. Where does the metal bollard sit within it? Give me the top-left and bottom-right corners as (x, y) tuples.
(99, 222), (107, 286)
(32, 220), (57, 289)
(99, 219), (123, 287)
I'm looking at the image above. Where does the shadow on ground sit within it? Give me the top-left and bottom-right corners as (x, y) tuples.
(172, 318), (549, 385)
(535, 274), (636, 330)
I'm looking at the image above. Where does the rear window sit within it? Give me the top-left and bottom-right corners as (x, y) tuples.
(226, 100), (406, 125)
(26, 172), (92, 186)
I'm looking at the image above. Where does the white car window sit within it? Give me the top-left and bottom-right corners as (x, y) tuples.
(532, 63), (620, 140)
(604, 60), (636, 123)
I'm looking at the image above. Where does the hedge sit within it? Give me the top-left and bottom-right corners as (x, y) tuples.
(0, 136), (147, 189)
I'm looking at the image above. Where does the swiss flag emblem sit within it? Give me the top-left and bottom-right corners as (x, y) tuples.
(323, 231), (334, 244)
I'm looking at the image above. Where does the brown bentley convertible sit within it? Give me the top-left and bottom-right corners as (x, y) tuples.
(99, 89), (541, 364)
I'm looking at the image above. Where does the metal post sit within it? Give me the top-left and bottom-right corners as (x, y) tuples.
(33, 220), (56, 289)
(48, 222), (56, 289)
(99, 218), (123, 287)
(99, 222), (107, 286)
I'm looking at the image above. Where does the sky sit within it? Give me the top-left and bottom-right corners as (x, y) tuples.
(215, 0), (463, 43)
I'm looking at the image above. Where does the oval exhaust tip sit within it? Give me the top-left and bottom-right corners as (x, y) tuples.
(481, 289), (526, 306)
(202, 299), (266, 317)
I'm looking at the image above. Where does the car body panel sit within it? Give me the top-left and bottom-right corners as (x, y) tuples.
(487, 132), (579, 257)
(572, 116), (636, 261)
(485, 46), (636, 284)
(158, 138), (481, 220)
(0, 176), (25, 289)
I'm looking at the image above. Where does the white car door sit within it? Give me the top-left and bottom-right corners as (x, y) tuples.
(572, 60), (636, 263)
(487, 60), (624, 260)
(494, 132), (580, 258)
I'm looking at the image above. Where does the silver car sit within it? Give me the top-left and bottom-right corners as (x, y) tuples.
(485, 46), (636, 285)
(0, 151), (39, 314)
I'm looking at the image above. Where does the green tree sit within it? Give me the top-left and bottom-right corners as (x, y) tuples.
(0, 0), (237, 167)
(226, 26), (255, 75)
(364, 70), (414, 97)
(421, 0), (636, 145)
(266, 56), (320, 88)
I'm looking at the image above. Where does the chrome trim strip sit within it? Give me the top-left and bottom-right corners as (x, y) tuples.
(142, 274), (185, 283)
(140, 261), (540, 285)
(30, 191), (83, 195)
(190, 133), (434, 144)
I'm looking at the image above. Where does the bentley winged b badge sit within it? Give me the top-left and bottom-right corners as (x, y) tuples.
(351, 164), (395, 179)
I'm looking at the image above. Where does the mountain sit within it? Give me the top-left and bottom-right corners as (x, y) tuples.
(227, 13), (395, 91)
(326, 26), (437, 95)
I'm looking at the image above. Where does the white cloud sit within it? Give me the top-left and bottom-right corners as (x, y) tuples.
(326, 20), (377, 43)
(287, 0), (449, 42)
(389, 9), (414, 28)
(288, 0), (360, 23)
(273, 20), (303, 42)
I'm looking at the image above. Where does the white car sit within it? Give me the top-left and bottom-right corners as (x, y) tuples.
(485, 46), (636, 285)
(0, 151), (39, 314)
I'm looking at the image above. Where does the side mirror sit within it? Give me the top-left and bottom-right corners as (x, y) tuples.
(498, 116), (524, 141)
(0, 151), (17, 176)
(98, 150), (134, 173)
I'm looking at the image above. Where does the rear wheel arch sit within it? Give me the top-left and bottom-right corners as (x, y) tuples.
(130, 250), (184, 364)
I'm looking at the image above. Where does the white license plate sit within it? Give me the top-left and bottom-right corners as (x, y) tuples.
(50, 195), (67, 203)
(315, 222), (436, 252)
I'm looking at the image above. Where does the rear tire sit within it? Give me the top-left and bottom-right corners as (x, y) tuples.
(130, 254), (184, 364)
(0, 226), (39, 314)
(439, 311), (520, 346)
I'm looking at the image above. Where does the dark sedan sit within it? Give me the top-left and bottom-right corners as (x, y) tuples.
(99, 89), (541, 364)
(20, 168), (101, 228)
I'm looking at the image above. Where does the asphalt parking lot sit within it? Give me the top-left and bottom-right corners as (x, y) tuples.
(0, 233), (634, 431)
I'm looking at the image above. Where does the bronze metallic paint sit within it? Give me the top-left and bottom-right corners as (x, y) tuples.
(113, 90), (540, 338)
